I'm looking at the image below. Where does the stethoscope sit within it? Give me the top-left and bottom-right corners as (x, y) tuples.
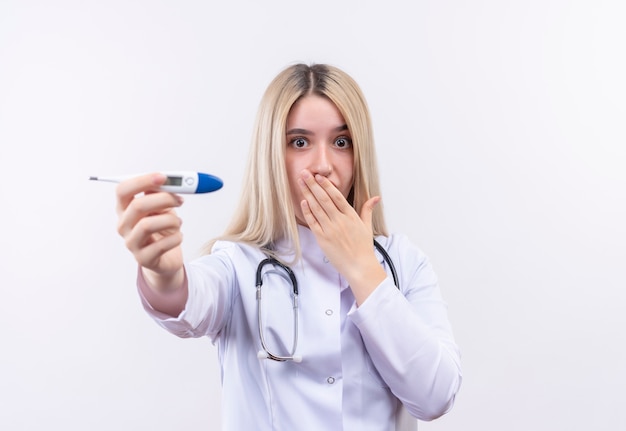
(255, 239), (399, 363)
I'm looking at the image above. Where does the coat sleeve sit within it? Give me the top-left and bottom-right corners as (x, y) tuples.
(348, 234), (462, 421)
(137, 241), (238, 343)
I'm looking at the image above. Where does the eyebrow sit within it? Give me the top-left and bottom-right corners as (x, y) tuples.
(286, 124), (349, 135)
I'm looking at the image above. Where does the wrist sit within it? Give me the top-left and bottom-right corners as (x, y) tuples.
(142, 266), (186, 294)
(346, 261), (387, 306)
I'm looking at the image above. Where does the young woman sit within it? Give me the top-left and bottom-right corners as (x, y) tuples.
(115, 63), (462, 430)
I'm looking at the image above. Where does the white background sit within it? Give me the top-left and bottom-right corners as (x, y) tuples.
(1, 1), (624, 430)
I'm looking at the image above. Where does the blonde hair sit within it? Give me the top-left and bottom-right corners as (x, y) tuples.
(205, 63), (387, 258)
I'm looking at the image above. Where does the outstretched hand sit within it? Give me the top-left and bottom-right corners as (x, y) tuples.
(115, 173), (186, 292)
(298, 169), (386, 304)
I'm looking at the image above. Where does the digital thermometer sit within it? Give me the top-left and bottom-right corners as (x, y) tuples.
(89, 171), (223, 194)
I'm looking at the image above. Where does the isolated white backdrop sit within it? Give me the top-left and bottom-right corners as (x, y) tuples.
(1, 1), (624, 430)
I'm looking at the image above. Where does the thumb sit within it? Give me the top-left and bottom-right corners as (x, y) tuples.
(360, 196), (381, 233)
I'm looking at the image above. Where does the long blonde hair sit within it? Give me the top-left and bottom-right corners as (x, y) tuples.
(205, 63), (387, 258)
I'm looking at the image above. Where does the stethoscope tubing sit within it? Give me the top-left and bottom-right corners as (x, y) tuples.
(256, 257), (299, 362)
(256, 239), (399, 363)
(373, 239), (399, 289)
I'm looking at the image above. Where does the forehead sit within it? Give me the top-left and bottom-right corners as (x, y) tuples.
(286, 94), (346, 128)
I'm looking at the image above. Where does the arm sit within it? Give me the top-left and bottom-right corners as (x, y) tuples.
(298, 171), (461, 419)
(137, 267), (188, 318)
(350, 239), (462, 421)
(137, 245), (238, 341)
(115, 173), (187, 316)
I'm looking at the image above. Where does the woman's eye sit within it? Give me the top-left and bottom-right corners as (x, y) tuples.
(334, 137), (352, 149)
(291, 138), (308, 148)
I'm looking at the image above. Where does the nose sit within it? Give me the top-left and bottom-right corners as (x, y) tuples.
(312, 145), (332, 177)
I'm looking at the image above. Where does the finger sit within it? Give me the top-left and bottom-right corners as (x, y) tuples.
(117, 192), (183, 238)
(298, 174), (332, 225)
(300, 199), (319, 230)
(125, 212), (183, 252)
(299, 170), (344, 214)
(134, 231), (184, 269)
(115, 173), (167, 215)
(359, 196), (381, 234)
(313, 174), (352, 213)
(298, 169), (353, 223)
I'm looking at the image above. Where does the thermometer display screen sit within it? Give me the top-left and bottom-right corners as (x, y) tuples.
(165, 176), (183, 186)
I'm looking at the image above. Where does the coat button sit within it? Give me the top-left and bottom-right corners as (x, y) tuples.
(325, 309), (333, 316)
(323, 256), (329, 263)
(327, 377), (336, 384)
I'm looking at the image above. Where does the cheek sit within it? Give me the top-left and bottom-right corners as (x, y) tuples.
(339, 158), (355, 197)
(285, 163), (303, 205)
(285, 162), (298, 190)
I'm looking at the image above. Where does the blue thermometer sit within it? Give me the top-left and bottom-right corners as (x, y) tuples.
(89, 171), (223, 194)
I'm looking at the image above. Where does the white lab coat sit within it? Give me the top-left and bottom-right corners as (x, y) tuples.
(139, 226), (462, 431)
